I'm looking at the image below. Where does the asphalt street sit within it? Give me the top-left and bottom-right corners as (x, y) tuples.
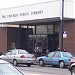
(16, 65), (71, 75)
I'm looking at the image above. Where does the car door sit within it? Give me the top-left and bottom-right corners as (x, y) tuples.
(8, 50), (17, 63)
(51, 51), (60, 65)
(44, 52), (55, 65)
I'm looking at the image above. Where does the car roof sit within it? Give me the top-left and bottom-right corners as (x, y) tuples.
(0, 59), (9, 64)
(7, 49), (24, 52)
(51, 51), (72, 54)
(54, 51), (70, 53)
(9, 49), (26, 51)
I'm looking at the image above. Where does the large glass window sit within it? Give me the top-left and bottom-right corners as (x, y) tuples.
(36, 25), (53, 34)
(55, 25), (59, 33)
(47, 25), (53, 34)
(36, 25), (47, 34)
(28, 26), (35, 34)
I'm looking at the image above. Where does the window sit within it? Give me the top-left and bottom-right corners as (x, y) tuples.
(11, 42), (16, 49)
(62, 52), (73, 58)
(36, 25), (54, 34)
(6, 52), (11, 55)
(53, 52), (59, 58)
(55, 25), (59, 33)
(48, 52), (55, 58)
(18, 50), (28, 54)
(36, 25), (47, 34)
(11, 51), (17, 55)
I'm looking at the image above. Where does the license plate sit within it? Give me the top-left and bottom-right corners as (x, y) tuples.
(27, 60), (31, 63)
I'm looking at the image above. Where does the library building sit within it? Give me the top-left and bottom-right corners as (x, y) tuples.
(0, 0), (75, 55)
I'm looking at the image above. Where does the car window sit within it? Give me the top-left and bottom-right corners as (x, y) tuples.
(62, 52), (73, 58)
(48, 52), (55, 58)
(18, 50), (28, 54)
(53, 52), (59, 58)
(11, 51), (17, 55)
(6, 52), (11, 55)
(0, 63), (23, 75)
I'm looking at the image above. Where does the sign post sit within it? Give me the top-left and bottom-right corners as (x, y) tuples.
(60, 0), (64, 51)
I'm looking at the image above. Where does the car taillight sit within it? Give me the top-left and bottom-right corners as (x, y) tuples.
(20, 55), (25, 58)
(32, 55), (36, 58)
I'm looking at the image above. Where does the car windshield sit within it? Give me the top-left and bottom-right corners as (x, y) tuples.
(0, 63), (23, 75)
(62, 52), (73, 58)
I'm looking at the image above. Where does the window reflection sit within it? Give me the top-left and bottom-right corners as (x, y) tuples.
(36, 25), (53, 34)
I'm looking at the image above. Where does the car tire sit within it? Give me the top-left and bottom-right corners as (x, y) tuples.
(13, 60), (18, 66)
(59, 61), (65, 68)
(27, 64), (31, 67)
(71, 67), (75, 75)
(39, 59), (44, 67)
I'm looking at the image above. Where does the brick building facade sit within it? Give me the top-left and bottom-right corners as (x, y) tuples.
(0, 20), (75, 55)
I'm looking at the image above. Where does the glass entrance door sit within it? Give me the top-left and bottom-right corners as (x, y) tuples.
(28, 34), (47, 56)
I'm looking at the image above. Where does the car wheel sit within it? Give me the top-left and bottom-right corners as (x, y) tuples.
(59, 61), (65, 68)
(39, 59), (44, 67)
(13, 60), (18, 66)
(27, 64), (31, 67)
(71, 67), (75, 75)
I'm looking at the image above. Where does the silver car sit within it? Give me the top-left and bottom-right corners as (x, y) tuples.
(0, 59), (25, 75)
(0, 49), (36, 67)
(68, 57), (75, 75)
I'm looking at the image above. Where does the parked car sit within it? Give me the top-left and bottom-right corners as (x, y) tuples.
(0, 59), (25, 75)
(68, 57), (75, 75)
(0, 49), (36, 67)
(36, 51), (73, 68)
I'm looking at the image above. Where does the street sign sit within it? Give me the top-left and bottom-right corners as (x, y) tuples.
(63, 31), (67, 38)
